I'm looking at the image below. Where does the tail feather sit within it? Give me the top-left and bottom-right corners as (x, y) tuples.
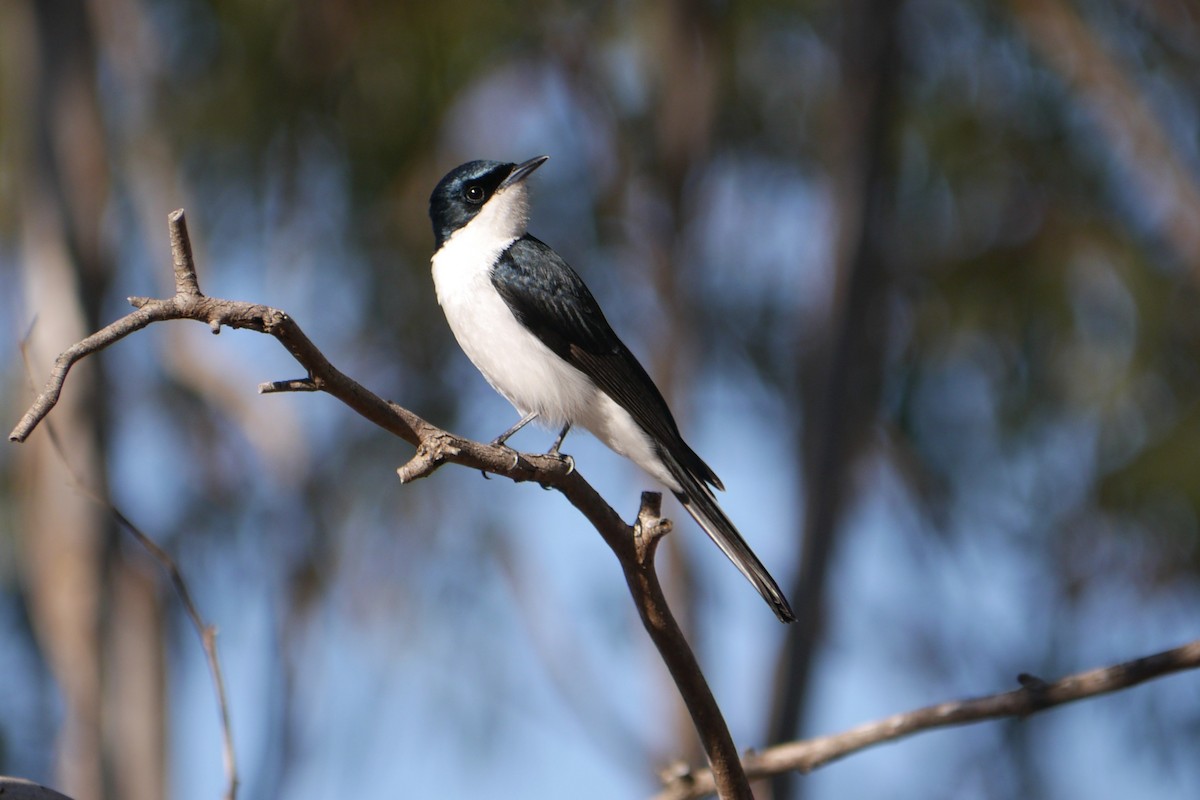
(661, 451), (795, 623)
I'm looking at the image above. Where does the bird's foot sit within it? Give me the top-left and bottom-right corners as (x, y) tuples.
(540, 451), (574, 489)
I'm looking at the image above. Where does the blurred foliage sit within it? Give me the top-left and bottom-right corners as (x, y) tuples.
(2, 0), (1200, 798)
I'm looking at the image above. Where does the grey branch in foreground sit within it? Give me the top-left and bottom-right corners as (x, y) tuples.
(11, 209), (754, 800)
(0, 778), (75, 800)
(654, 638), (1200, 800)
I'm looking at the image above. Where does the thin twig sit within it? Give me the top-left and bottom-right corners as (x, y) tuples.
(654, 638), (1200, 800)
(17, 338), (239, 800)
(168, 208), (202, 297)
(87, 478), (239, 800)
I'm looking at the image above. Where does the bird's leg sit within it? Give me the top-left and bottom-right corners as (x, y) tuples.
(482, 411), (537, 479)
(547, 423), (571, 455)
(547, 423), (574, 478)
(491, 411), (539, 447)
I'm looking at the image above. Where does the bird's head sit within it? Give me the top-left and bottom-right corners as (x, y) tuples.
(429, 156), (548, 250)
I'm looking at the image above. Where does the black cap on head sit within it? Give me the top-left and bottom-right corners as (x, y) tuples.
(428, 157), (548, 248)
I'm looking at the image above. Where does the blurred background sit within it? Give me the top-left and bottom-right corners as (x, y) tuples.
(1, 0), (1199, 798)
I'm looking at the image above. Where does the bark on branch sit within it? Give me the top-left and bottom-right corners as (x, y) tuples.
(11, 209), (753, 800)
(655, 638), (1200, 800)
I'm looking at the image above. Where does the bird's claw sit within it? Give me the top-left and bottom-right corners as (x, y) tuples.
(482, 445), (521, 479)
(540, 452), (574, 488)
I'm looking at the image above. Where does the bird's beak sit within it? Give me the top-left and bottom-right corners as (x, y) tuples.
(500, 155), (549, 189)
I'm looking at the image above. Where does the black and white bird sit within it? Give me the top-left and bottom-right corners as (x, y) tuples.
(428, 156), (795, 623)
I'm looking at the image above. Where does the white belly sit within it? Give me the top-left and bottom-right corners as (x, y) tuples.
(433, 246), (597, 427)
(443, 285), (599, 427)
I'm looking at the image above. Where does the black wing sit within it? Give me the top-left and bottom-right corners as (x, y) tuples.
(494, 236), (795, 622)
(491, 235), (721, 489)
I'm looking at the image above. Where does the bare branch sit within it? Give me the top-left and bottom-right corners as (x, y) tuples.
(655, 638), (1200, 800)
(168, 208), (202, 297)
(623, 492), (751, 800)
(259, 378), (321, 393)
(11, 209), (754, 799)
(10, 302), (170, 442)
(634, 491), (672, 562)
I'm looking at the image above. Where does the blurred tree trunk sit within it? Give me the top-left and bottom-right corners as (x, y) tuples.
(766, 2), (903, 798)
(6, 2), (166, 798)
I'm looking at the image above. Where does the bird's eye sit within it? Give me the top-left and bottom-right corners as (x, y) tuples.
(464, 184), (486, 204)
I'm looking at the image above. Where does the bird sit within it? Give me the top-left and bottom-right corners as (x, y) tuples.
(428, 155), (795, 623)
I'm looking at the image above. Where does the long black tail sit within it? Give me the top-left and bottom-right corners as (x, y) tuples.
(661, 451), (795, 623)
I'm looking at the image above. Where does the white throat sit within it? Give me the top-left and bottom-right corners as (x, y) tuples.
(431, 182), (531, 315)
(440, 183), (530, 266)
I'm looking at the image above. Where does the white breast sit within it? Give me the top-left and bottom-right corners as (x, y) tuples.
(431, 185), (598, 427)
